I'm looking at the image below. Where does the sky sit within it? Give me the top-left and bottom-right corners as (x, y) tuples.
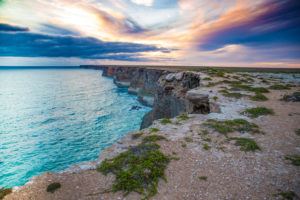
(0, 0), (299, 68)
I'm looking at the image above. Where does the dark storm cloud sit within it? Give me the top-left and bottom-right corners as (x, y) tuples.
(0, 23), (29, 32)
(0, 23), (167, 61)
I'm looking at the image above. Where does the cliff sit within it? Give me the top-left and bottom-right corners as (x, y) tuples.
(93, 66), (211, 128)
(4, 68), (300, 200)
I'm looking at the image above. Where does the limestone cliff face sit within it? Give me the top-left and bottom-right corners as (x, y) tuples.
(140, 72), (210, 128)
(82, 66), (210, 128)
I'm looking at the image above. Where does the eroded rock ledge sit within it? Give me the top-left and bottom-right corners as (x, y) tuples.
(85, 66), (211, 128)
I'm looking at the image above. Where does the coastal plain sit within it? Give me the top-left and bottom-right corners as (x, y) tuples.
(3, 66), (300, 200)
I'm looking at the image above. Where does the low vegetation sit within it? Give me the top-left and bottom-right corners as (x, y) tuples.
(230, 83), (269, 93)
(296, 129), (300, 136)
(229, 137), (261, 152)
(220, 89), (243, 99)
(250, 92), (268, 101)
(198, 176), (207, 181)
(46, 182), (61, 193)
(0, 188), (12, 199)
(142, 135), (167, 143)
(206, 68), (225, 77)
(269, 84), (291, 90)
(275, 190), (298, 200)
(160, 118), (172, 125)
(177, 113), (189, 121)
(203, 143), (211, 150)
(149, 128), (159, 133)
(204, 119), (260, 135)
(132, 132), (144, 140)
(203, 77), (212, 81)
(184, 136), (193, 143)
(97, 141), (170, 199)
(242, 107), (274, 118)
(285, 155), (300, 166)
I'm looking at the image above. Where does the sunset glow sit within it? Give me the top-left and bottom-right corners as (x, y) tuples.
(0, 0), (299, 67)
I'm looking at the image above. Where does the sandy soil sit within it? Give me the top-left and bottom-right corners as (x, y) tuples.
(5, 72), (300, 200)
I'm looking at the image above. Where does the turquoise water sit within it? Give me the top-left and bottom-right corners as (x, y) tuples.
(0, 69), (151, 188)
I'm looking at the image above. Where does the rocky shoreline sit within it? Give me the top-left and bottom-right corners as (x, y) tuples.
(3, 66), (300, 200)
(89, 66), (212, 129)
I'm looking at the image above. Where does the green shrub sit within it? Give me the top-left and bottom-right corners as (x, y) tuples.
(285, 155), (300, 166)
(203, 143), (211, 150)
(207, 68), (225, 77)
(97, 142), (170, 199)
(230, 83), (269, 93)
(0, 188), (12, 199)
(250, 92), (268, 101)
(269, 84), (291, 90)
(242, 107), (274, 118)
(142, 135), (167, 143)
(219, 89), (243, 99)
(275, 190), (297, 200)
(229, 137), (261, 152)
(177, 113), (189, 121)
(204, 119), (260, 135)
(46, 182), (61, 193)
(160, 118), (172, 125)
(149, 128), (159, 133)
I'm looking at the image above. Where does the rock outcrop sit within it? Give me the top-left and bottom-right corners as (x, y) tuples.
(81, 66), (211, 128)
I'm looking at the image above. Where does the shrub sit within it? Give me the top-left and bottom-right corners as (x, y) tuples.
(177, 113), (189, 121)
(142, 135), (167, 143)
(275, 190), (298, 200)
(250, 92), (268, 101)
(242, 107), (274, 118)
(229, 137), (261, 152)
(97, 142), (170, 199)
(230, 83), (269, 93)
(204, 119), (260, 135)
(269, 84), (291, 90)
(149, 128), (159, 133)
(160, 118), (172, 125)
(219, 89), (243, 99)
(295, 129), (300, 136)
(46, 182), (61, 193)
(207, 68), (225, 77)
(198, 176), (207, 181)
(285, 155), (300, 166)
(184, 137), (193, 143)
(203, 143), (211, 150)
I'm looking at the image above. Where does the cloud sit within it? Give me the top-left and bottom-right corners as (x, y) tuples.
(198, 0), (300, 50)
(0, 23), (29, 32)
(0, 23), (167, 61)
(131, 0), (154, 7)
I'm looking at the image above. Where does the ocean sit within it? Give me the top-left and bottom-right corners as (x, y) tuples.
(0, 68), (151, 187)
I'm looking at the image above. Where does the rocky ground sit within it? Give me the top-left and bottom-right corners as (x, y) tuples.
(3, 70), (300, 200)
